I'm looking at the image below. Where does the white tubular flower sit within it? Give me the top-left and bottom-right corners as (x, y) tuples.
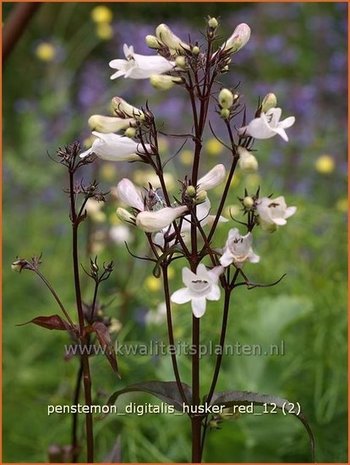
(111, 96), (144, 119)
(237, 147), (258, 173)
(88, 115), (135, 133)
(257, 196), (297, 231)
(239, 108), (295, 142)
(109, 44), (174, 80)
(214, 23), (251, 59)
(136, 205), (188, 233)
(155, 23), (190, 52)
(116, 178), (144, 211)
(197, 164), (226, 192)
(80, 132), (151, 161)
(150, 74), (182, 90)
(171, 264), (223, 318)
(220, 228), (260, 268)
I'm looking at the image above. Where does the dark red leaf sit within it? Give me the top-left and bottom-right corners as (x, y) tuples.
(18, 314), (70, 331)
(92, 321), (120, 376)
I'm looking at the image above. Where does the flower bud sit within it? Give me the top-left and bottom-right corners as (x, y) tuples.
(195, 190), (207, 204)
(111, 97), (144, 120)
(175, 56), (187, 69)
(116, 208), (136, 224)
(192, 46), (200, 55)
(197, 164), (226, 191)
(11, 259), (24, 272)
(261, 93), (277, 112)
(88, 115), (135, 133)
(150, 74), (182, 91)
(155, 24), (189, 52)
(186, 185), (197, 198)
(237, 146), (258, 173)
(243, 196), (254, 208)
(224, 23), (251, 53)
(136, 205), (187, 233)
(124, 127), (136, 138)
(219, 88), (234, 109)
(208, 17), (218, 29)
(220, 108), (230, 119)
(145, 34), (161, 49)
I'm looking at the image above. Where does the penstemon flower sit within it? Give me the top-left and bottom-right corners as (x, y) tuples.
(257, 196), (297, 231)
(155, 23), (190, 53)
(171, 264), (223, 318)
(220, 228), (260, 268)
(115, 178), (144, 211)
(197, 164), (226, 191)
(80, 132), (151, 161)
(136, 206), (188, 233)
(111, 97), (144, 119)
(109, 44), (174, 80)
(88, 115), (135, 133)
(239, 107), (295, 142)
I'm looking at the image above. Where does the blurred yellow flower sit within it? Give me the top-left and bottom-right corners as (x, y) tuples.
(35, 42), (56, 62)
(96, 23), (114, 40)
(245, 173), (261, 190)
(315, 154), (335, 174)
(133, 169), (175, 190)
(180, 149), (193, 166)
(145, 276), (161, 292)
(100, 162), (117, 182)
(91, 5), (113, 23)
(205, 138), (224, 156)
(336, 197), (348, 213)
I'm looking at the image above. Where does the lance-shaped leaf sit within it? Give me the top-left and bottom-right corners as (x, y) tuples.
(209, 390), (315, 461)
(18, 314), (71, 331)
(91, 321), (120, 377)
(108, 381), (192, 412)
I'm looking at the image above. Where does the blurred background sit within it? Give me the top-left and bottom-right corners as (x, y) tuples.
(3, 2), (347, 462)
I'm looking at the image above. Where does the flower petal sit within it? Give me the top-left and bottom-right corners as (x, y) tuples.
(171, 288), (192, 304)
(206, 284), (221, 301)
(116, 178), (144, 211)
(191, 297), (207, 318)
(279, 116), (295, 129)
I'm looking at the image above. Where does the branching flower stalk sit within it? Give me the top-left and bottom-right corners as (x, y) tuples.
(12, 15), (315, 464)
(81, 16), (308, 463)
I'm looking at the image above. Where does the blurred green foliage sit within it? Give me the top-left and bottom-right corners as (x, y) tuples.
(3, 2), (347, 463)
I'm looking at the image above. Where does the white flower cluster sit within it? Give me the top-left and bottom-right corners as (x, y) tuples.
(83, 18), (297, 320)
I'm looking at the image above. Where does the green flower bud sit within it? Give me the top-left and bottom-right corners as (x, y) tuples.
(220, 108), (230, 119)
(116, 208), (135, 224)
(219, 88), (234, 109)
(124, 127), (136, 138)
(192, 45), (200, 55)
(175, 55), (187, 69)
(208, 17), (218, 29)
(145, 34), (161, 49)
(243, 196), (254, 208)
(195, 190), (207, 204)
(150, 74), (182, 91)
(186, 185), (197, 198)
(261, 93), (277, 112)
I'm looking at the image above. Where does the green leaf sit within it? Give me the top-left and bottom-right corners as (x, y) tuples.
(108, 381), (192, 412)
(209, 390), (315, 461)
